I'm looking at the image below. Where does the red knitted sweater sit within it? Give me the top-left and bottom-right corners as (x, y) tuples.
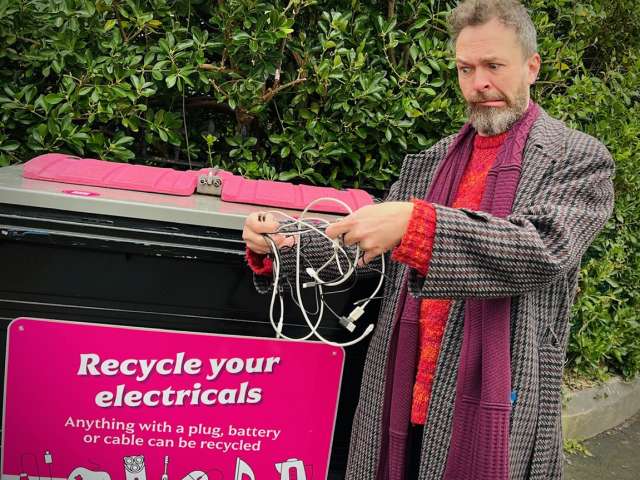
(392, 131), (507, 424)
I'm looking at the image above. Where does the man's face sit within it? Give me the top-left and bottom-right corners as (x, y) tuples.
(455, 17), (541, 136)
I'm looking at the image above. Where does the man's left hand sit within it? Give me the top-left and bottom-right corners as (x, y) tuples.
(325, 201), (414, 265)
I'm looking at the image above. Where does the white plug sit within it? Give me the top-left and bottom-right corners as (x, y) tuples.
(339, 317), (356, 332)
(304, 267), (320, 288)
(348, 305), (366, 323)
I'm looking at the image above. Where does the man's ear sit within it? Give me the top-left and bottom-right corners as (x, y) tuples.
(527, 53), (541, 85)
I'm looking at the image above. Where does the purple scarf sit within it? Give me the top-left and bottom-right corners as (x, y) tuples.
(380, 102), (541, 480)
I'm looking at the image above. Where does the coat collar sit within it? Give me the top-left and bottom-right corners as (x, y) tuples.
(525, 108), (566, 158)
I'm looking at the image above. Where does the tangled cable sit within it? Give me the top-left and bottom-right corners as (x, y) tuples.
(262, 197), (385, 347)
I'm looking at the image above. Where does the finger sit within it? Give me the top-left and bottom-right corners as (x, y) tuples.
(259, 233), (296, 252)
(276, 235), (296, 249)
(342, 229), (361, 246)
(325, 218), (353, 239)
(246, 240), (270, 255)
(246, 212), (279, 234)
(267, 233), (292, 250)
(358, 250), (380, 267)
(243, 230), (272, 254)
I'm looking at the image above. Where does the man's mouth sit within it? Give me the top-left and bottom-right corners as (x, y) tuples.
(475, 100), (506, 107)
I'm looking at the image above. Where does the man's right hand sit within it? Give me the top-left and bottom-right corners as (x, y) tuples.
(242, 212), (295, 255)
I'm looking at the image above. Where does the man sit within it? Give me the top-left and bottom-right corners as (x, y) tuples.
(243, 1), (614, 479)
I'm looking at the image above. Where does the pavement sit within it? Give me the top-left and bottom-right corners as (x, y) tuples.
(564, 411), (640, 480)
(562, 375), (640, 440)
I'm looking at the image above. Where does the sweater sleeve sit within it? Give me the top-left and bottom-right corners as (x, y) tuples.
(391, 199), (437, 277)
(245, 247), (273, 276)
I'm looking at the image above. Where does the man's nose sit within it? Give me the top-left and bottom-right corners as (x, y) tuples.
(472, 70), (491, 92)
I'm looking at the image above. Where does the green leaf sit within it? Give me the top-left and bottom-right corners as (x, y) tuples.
(409, 45), (419, 63)
(114, 136), (134, 146)
(278, 169), (298, 181)
(104, 19), (117, 32)
(165, 74), (177, 88)
(176, 40), (194, 51)
(0, 141), (19, 152)
(232, 31), (251, 41)
(411, 17), (430, 31)
(417, 63), (432, 76)
(44, 94), (65, 105)
(427, 58), (440, 71)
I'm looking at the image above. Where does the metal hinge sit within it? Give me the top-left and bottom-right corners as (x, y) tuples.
(196, 169), (223, 196)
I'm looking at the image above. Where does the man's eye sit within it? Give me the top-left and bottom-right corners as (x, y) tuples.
(459, 66), (471, 74)
(489, 63), (500, 69)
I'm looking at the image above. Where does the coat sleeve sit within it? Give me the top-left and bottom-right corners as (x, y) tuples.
(408, 132), (615, 299)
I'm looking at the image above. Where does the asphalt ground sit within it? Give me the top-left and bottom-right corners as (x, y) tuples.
(564, 411), (640, 479)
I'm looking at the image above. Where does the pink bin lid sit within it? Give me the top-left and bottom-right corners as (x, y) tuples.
(23, 153), (202, 196)
(22, 153), (374, 213)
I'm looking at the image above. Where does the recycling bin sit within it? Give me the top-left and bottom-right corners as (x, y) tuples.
(0, 163), (378, 478)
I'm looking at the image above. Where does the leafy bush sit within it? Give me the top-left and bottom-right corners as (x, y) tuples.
(0, 0), (464, 188)
(549, 65), (640, 380)
(0, 0), (638, 379)
(529, 0), (640, 380)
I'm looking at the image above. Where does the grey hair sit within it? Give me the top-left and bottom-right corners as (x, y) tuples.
(448, 0), (537, 57)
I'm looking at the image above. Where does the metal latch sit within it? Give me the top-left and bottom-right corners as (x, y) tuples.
(196, 169), (223, 196)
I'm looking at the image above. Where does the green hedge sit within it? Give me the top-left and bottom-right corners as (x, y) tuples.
(1, 0), (638, 379)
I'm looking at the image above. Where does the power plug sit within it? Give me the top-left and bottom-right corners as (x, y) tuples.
(339, 317), (356, 332)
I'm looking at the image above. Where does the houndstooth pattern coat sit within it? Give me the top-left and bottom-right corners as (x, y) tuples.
(346, 109), (614, 480)
(262, 109), (614, 479)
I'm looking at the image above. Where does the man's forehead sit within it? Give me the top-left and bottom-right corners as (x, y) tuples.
(456, 54), (507, 64)
(455, 18), (522, 58)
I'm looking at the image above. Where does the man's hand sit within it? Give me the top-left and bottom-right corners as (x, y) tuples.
(325, 202), (414, 264)
(243, 212), (294, 255)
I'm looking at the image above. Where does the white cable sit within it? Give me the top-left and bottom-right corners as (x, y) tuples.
(265, 235), (322, 341)
(262, 197), (382, 347)
(293, 235), (375, 347)
(358, 253), (385, 310)
(266, 209), (357, 287)
(267, 198), (360, 287)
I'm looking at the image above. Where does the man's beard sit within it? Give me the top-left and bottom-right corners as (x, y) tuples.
(466, 87), (529, 136)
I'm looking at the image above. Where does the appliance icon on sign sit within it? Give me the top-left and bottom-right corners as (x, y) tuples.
(123, 456), (147, 480)
(275, 459), (307, 480)
(233, 458), (255, 480)
(160, 456), (169, 480)
(67, 467), (112, 480)
(233, 456), (310, 480)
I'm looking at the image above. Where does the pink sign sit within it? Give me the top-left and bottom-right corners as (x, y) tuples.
(2, 318), (344, 480)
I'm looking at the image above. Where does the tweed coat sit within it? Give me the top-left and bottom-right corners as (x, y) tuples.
(344, 109), (614, 480)
(260, 109), (614, 479)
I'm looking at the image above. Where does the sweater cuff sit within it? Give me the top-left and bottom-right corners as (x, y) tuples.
(391, 199), (437, 276)
(245, 247), (274, 276)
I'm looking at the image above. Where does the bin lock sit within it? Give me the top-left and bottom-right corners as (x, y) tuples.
(196, 169), (223, 196)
